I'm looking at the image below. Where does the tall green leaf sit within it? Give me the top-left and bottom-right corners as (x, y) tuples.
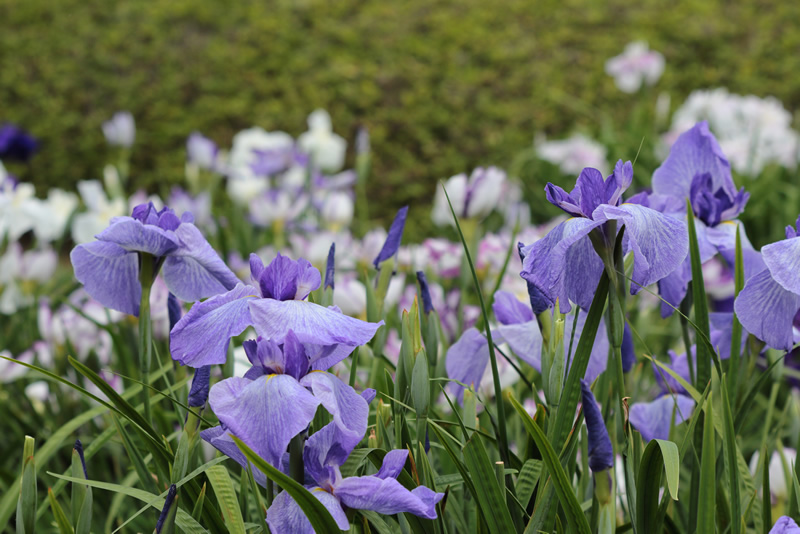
(722, 376), (742, 534)
(636, 439), (679, 534)
(510, 394), (591, 534)
(461, 435), (516, 534)
(697, 393), (716, 534)
(206, 465), (246, 534)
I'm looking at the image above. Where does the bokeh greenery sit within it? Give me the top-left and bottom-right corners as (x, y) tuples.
(2, 0), (799, 227)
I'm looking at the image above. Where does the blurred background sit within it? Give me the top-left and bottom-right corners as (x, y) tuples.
(1, 0), (799, 239)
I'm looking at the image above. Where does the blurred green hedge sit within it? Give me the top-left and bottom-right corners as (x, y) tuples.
(2, 0), (799, 226)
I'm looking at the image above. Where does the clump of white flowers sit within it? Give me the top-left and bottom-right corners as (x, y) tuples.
(536, 133), (609, 176)
(665, 88), (799, 176)
(605, 41), (665, 93)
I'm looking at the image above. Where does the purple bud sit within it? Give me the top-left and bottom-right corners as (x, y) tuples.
(188, 366), (211, 408)
(580, 380), (613, 472)
(324, 243), (335, 290)
(74, 439), (88, 478)
(621, 323), (635, 373)
(518, 242), (552, 314)
(373, 206), (409, 268)
(0, 123), (38, 162)
(155, 484), (178, 532)
(416, 271), (434, 315)
(167, 293), (182, 332)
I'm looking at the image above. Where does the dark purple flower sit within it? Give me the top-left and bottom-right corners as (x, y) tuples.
(167, 293), (182, 331)
(521, 160), (688, 312)
(416, 271), (434, 315)
(324, 243), (335, 290)
(580, 380), (613, 471)
(201, 333), (368, 468)
(155, 484), (177, 533)
(266, 422), (444, 532)
(70, 202), (239, 316)
(73, 439), (88, 478)
(734, 216), (800, 350)
(188, 366), (211, 407)
(170, 253), (383, 367)
(649, 122), (764, 317)
(770, 516), (800, 534)
(621, 323), (635, 372)
(0, 124), (38, 161)
(518, 242), (553, 314)
(629, 394), (695, 442)
(373, 206), (409, 268)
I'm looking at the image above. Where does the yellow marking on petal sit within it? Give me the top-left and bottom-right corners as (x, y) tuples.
(266, 374), (277, 383)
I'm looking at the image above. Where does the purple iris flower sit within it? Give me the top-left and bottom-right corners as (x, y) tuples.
(518, 242), (553, 314)
(266, 422), (444, 532)
(580, 380), (613, 471)
(629, 394), (695, 442)
(647, 121), (764, 317)
(186, 132), (218, 171)
(735, 216), (800, 350)
(771, 516), (800, 534)
(521, 160), (688, 312)
(373, 206), (409, 268)
(70, 202), (239, 316)
(201, 332), (368, 469)
(446, 304), (609, 402)
(170, 253), (383, 367)
(0, 123), (38, 161)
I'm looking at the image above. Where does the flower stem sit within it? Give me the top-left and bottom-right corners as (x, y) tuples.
(289, 433), (305, 484)
(138, 255), (155, 425)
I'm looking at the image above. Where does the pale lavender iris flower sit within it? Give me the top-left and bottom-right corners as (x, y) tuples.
(646, 121), (764, 317)
(170, 253), (383, 367)
(770, 516), (800, 534)
(201, 331), (369, 469)
(629, 394), (695, 442)
(266, 422), (444, 533)
(735, 216), (800, 350)
(70, 202), (238, 316)
(520, 160), (688, 312)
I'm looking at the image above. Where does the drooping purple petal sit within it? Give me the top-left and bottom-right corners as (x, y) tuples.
(373, 206), (409, 268)
(652, 121), (734, 201)
(161, 223), (240, 302)
(70, 241), (140, 316)
(445, 328), (489, 403)
(376, 450), (409, 479)
(303, 422), (351, 487)
(248, 298), (383, 353)
(96, 217), (181, 257)
(295, 259), (322, 301)
(592, 203), (688, 294)
(209, 375), (320, 468)
(580, 380), (613, 471)
(266, 487), (349, 534)
(200, 426), (267, 487)
(770, 516), (800, 534)
(249, 254), (265, 287)
(300, 371), (369, 454)
(762, 236), (800, 297)
(170, 284), (258, 367)
(629, 394), (695, 442)
(657, 263), (690, 318)
(653, 349), (693, 395)
(361, 388), (377, 404)
(520, 217), (606, 312)
(335, 475), (444, 519)
(734, 268), (800, 351)
(493, 321), (543, 370)
(492, 291), (534, 325)
(567, 311), (609, 384)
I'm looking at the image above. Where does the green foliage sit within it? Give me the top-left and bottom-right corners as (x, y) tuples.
(2, 0), (800, 235)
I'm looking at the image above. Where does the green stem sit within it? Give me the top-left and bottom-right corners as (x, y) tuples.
(289, 433), (305, 484)
(138, 255), (155, 425)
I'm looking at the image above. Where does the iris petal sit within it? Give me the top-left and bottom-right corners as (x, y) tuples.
(70, 241), (140, 316)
